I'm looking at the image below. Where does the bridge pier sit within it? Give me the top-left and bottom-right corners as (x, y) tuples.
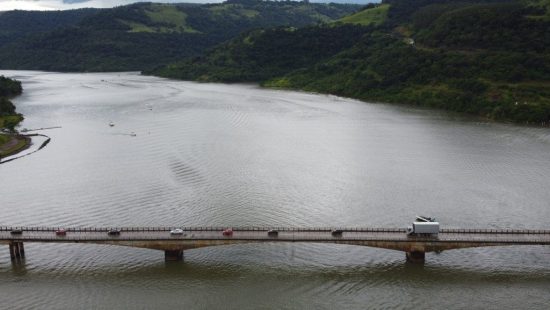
(9, 242), (25, 260)
(165, 250), (184, 262)
(406, 251), (425, 264)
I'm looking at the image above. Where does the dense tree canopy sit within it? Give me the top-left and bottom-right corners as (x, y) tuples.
(0, 76), (23, 129)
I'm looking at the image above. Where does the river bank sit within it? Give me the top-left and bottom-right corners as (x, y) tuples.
(0, 133), (31, 159)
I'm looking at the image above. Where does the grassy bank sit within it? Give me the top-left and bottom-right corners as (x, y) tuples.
(0, 115), (28, 158)
(0, 134), (30, 158)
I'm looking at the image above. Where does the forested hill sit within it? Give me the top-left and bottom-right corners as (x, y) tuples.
(152, 0), (550, 123)
(0, 9), (99, 46)
(0, 0), (359, 72)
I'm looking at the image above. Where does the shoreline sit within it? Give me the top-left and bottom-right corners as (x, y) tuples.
(144, 71), (550, 127)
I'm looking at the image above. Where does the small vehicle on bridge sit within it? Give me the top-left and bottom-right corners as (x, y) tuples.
(222, 228), (233, 236)
(108, 229), (121, 236)
(10, 229), (22, 235)
(267, 229), (278, 237)
(56, 229), (67, 236)
(331, 229), (343, 236)
(170, 229), (184, 235)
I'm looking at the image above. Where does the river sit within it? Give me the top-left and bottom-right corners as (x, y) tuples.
(0, 71), (549, 309)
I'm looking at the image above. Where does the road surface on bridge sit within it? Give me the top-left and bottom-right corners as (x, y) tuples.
(2, 227), (549, 263)
(1, 227), (549, 243)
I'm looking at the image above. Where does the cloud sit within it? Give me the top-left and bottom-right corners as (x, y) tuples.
(63, 0), (91, 4)
(0, 0), (222, 11)
(0, 0), (370, 11)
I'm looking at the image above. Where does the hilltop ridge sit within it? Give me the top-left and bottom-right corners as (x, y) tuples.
(0, 0), (359, 71)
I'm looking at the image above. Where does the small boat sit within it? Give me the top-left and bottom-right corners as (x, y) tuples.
(130, 132), (137, 137)
(109, 122), (115, 127)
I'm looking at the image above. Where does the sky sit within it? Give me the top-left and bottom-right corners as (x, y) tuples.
(0, 0), (219, 11)
(0, 0), (372, 11)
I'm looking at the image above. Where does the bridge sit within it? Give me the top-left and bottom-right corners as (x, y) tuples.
(2, 227), (550, 264)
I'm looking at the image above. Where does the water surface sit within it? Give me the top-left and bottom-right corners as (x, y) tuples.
(1, 71), (549, 309)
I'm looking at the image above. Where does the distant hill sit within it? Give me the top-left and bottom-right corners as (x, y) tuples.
(0, 9), (99, 46)
(0, 0), (359, 71)
(152, 0), (550, 123)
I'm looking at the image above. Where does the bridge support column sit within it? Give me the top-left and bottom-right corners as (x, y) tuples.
(406, 251), (425, 264)
(165, 250), (184, 262)
(9, 242), (25, 260)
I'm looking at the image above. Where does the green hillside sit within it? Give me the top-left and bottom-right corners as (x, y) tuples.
(0, 0), (359, 72)
(337, 3), (389, 26)
(153, 0), (550, 123)
(149, 24), (368, 82)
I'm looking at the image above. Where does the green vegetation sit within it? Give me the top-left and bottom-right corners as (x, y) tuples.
(526, 0), (550, 19)
(124, 4), (199, 33)
(0, 133), (28, 158)
(149, 25), (369, 82)
(0, 76), (23, 131)
(0, 76), (22, 98)
(0, 0), (359, 72)
(337, 3), (389, 26)
(0, 114), (23, 130)
(154, 0), (550, 124)
(0, 8), (98, 46)
(0, 76), (26, 157)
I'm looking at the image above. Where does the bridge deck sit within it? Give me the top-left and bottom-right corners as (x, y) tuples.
(2, 227), (549, 263)
(1, 227), (550, 244)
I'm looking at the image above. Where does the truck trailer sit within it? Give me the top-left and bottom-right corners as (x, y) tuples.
(407, 221), (440, 236)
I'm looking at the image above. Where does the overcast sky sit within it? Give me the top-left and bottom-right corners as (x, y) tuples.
(0, 1), (217, 11)
(0, 0), (371, 11)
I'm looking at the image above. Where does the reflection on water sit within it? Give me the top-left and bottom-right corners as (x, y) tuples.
(0, 71), (549, 309)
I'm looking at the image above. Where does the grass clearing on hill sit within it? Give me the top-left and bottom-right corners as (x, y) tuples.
(337, 4), (389, 26)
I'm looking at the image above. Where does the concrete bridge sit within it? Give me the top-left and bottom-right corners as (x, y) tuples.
(2, 226), (550, 263)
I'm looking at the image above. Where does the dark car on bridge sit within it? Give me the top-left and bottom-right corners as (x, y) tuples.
(10, 229), (23, 235)
(331, 229), (343, 237)
(267, 229), (278, 237)
(108, 229), (121, 236)
(56, 229), (67, 236)
(222, 228), (233, 236)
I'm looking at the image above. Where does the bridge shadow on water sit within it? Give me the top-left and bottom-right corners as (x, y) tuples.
(1, 243), (549, 310)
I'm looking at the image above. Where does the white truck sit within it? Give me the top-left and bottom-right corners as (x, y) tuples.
(407, 221), (440, 236)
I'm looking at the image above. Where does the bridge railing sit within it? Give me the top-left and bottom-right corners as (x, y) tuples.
(1, 234), (550, 245)
(0, 226), (410, 233)
(440, 229), (550, 234)
(1, 227), (549, 234)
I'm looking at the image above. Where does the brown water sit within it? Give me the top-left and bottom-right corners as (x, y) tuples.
(0, 71), (549, 309)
